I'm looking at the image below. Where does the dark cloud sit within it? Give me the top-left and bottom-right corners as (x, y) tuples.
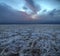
(25, 0), (35, 7)
(25, 0), (40, 13)
(56, 0), (60, 2)
(0, 3), (60, 24)
(48, 9), (56, 16)
(23, 6), (27, 10)
(0, 3), (32, 23)
(49, 9), (60, 16)
(39, 9), (60, 23)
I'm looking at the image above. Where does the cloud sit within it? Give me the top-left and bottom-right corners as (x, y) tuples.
(0, 3), (32, 23)
(49, 9), (60, 16)
(38, 9), (60, 23)
(25, 0), (40, 13)
(56, 0), (60, 2)
(0, 3), (60, 24)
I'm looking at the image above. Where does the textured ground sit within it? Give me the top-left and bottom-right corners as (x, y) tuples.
(0, 24), (60, 56)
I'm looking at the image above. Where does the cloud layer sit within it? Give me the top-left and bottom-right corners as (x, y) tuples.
(0, 3), (32, 23)
(0, 3), (60, 24)
(25, 0), (40, 13)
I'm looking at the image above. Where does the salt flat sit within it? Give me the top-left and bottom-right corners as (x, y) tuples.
(0, 24), (60, 56)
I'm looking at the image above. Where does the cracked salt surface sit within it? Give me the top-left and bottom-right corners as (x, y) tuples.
(0, 24), (60, 56)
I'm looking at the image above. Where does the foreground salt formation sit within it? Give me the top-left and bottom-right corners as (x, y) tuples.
(0, 24), (60, 56)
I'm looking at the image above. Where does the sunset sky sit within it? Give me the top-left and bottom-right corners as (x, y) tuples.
(0, 0), (60, 12)
(0, 0), (60, 24)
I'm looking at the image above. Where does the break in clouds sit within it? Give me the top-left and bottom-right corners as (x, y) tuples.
(0, 0), (60, 24)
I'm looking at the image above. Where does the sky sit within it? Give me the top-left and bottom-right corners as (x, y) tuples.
(0, 0), (60, 13)
(0, 0), (60, 24)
